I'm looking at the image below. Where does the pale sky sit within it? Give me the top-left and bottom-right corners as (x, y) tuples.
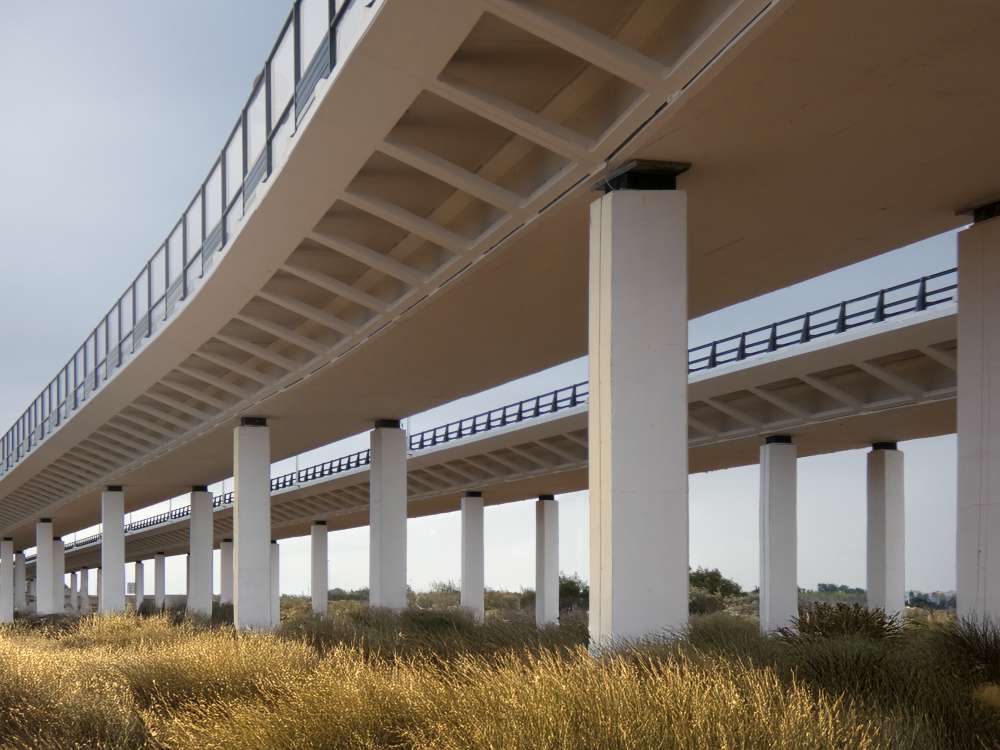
(0, 2), (960, 598)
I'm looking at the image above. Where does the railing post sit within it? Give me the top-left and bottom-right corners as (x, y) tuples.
(836, 302), (847, 333)
(874, 290), (886, 322)
(200, 185), (207, 278)
(708, 341), (718, 368)
(328, 0), (337, 71)
(800, 313), (811, 343)
(767, 324), (778, 352)
(264, 60), (273, 178)
(131, 280), (138, 351)
(147, 261), (153, 337)
(737, 332), (747, 360)
(916, 277), (927, 311)
(181, 211), (188, 300)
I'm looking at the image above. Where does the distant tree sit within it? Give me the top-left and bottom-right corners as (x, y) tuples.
(327, 587), (369, 602)
(689, 567), (742, 597)
(559, 573), (589, 611)
(429, 580), (459, 594)
(817, 583), (865, 595)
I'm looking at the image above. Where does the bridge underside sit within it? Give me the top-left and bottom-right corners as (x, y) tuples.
(3, 0), (996, 553)
(49, 307), (957, 570)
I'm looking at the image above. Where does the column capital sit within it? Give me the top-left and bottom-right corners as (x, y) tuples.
(462, 491), (483, 498)
(871, 441), (899, 451)
(105, 485), (123, 492)
(765, 435), (793, 445)
(239, 416), (268, 427)
(191, 485), (209, 492)
(311, 520), (327, 526)
(538, 494), (555, 501)
(374, 418), (401, 429)
(593, 159), (691, 193)
(963, 197), (1000, 224)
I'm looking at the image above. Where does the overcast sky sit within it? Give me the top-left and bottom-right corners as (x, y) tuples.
(0, 2), (960, 598)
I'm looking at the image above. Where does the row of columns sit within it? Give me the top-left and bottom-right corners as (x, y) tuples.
(585, 182), (912, 640)
(0, 430), (903, 632)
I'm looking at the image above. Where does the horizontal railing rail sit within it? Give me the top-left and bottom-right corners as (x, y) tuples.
(0, 0), (374, 477)
(688, 268), (957, 372)
(409, 382), (589, 451)
(19, 267), (957, 556)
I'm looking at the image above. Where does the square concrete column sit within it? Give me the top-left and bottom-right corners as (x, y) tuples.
(69, 571), (78, 612)
(97, 568), (102, 611)
(220, 539), (233, 605)
(35, 520), (54, 615)
(958, 216), (1000, 619)
(14, 552), (26, 612)
(234, 417), (273, 629)
(270, 540), (280, 626)
(79, 568), (90, 614)
(188, 487), (214, 616)
(867, 442), (905, 613)
(536, 495), (559, 627)
(154, 553), (166, 610)
(759, 435), (798, 632)
(134, 561), (145, 610)
(0, 538), (13, 624)
(310, 522), (328, 616)
(369, 420), (407, 610)
(53, 538), (65, 613)
(27, 578), (35, 613)
(100, 486), (125, 613)
(588, 182), (689, 644)
(460, 492), (485, 622)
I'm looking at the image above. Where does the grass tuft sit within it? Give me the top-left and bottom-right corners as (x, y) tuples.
(0, 603), (999, 748)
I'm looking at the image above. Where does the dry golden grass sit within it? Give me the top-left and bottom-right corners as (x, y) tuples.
(0, 606), (997, 749)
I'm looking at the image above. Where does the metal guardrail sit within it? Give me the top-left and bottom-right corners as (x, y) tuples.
(688, 268), (957, 371)
(409, 382), (589, 451)
(0, 0), (373, 477)
(22, 268), (957, 557)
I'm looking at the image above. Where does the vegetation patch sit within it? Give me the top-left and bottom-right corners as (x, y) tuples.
(0, 599), (998, 748)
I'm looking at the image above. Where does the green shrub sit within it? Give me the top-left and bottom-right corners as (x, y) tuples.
(689, 588), (726, 616)
(781, 603), (904, 640)
(690, 567), (742, 597)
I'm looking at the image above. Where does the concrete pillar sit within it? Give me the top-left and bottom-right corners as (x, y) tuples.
(14, 552), (26, 612)
(220, 539), (233, 605)
(759, 435), (798, 632)
(588, 184), (689, 644)
(957, 216), (1000, 619)
(53, 538), (65, 613)
(27, 578), (35, 613)
(0, 538), (13, 624)
(460, 492), (485, 622)
(134, 561), (145, 610)
(100, 486), (125, 613)
(79, 568), (90, 614)
(536, 495), (559, 627)
(69, 571), (78, 612)
(35, 519), (54, 615)
(369, 420), (407, 610)
(310, 522), (328, 616)
(270, 540), (280, 626)
(154, 553), (166, 610)
(97, 568), (102, 612)
(866, 443), (905, 613)
(188, 487), (214, 616)
(234, 417), (272, 629)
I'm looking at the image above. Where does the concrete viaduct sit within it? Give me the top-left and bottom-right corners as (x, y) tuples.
(0, 0), (998, 643)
